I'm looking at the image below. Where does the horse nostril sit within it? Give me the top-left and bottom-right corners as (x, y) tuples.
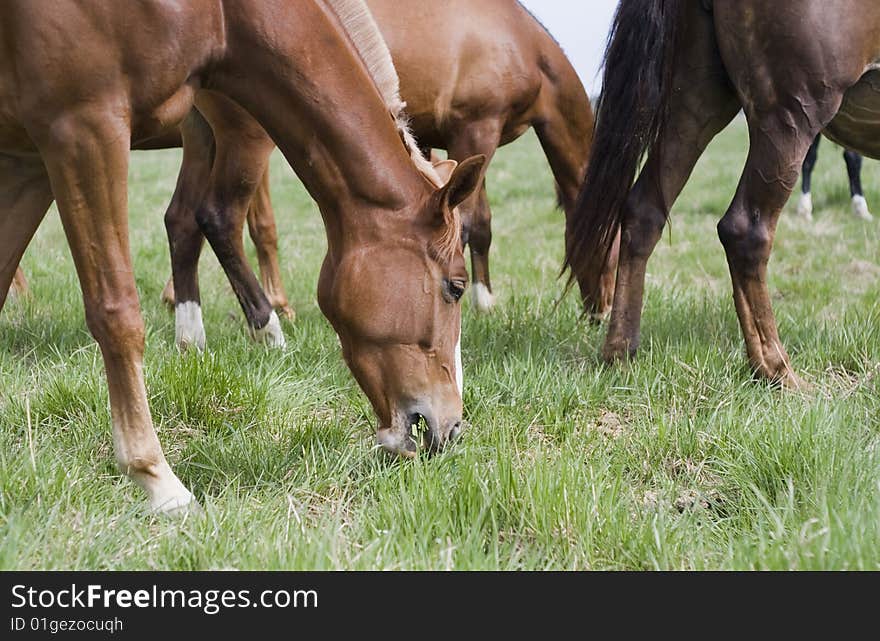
(450, 421), (462, 440)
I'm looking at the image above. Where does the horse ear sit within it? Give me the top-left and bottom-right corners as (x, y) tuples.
(431, 159), (458, 185)
(427, 155), (485, 263)
(435, 155), (485, 214)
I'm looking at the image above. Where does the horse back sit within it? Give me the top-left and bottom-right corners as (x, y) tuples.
(0, 0), (225, 152)
(366, 0), (553, 142)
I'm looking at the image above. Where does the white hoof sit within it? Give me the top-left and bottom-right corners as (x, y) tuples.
(175, 302), (206, 351)
(140, 467), (198, 516)
(250, 310), (286, 348)
(470, 283), (496, 313)
(796, 192), (813, 220)
(852, 195), (873, 221)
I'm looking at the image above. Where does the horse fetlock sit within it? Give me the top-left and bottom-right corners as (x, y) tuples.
(118, 454), (197, 515)
(852, 195), (873, 221)
(175, 301), (206, 351)
(249, 310), (286, 348)
(470, 282), (496, 313)
(797, 192), (814, 220)
(602, 336), (638, 364)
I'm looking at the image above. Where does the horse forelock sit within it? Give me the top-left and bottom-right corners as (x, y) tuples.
(323, 0), (460, 259)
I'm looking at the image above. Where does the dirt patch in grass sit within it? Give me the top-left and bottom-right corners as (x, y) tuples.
(843, 260), (880, 294)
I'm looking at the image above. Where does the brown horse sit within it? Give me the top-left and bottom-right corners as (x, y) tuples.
(0, 0), (482, 513)
(565, 0), (880, 388)
(157, 0), (606, 327)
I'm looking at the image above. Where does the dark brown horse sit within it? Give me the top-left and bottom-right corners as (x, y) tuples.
(565, 0), (880, 388)
(0, 0), (481, 512)
(156, 0), (606, 326)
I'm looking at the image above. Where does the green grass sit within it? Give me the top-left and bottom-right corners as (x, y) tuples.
(2, 121), (879, 570)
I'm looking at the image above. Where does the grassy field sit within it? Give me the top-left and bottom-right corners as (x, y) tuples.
(2, 120), (879, 570)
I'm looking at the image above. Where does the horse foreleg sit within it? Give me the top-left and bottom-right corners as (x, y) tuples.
(165, 110), (213, 350)
(0, 156), (53, 313)
(40, 110), (194, 513)
(193, 93), (283, 347)
(446, 120), (501, 313)
(844, 150), (872, 220)
(246, 169), (294, 319)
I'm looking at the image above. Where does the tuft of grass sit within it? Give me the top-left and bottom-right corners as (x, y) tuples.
(1, 122), (879, 569)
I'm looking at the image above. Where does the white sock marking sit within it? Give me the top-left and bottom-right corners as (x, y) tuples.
(471, 283), (495, 313)
(852, 195), (873, 221)
(175, 302), (206, 351)
(250, 310), (286, 348)
(796, 192), (813, 220)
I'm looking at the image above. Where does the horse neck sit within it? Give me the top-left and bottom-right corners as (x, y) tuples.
(283, 107), (428, 249)
(218, 0), (429, 251)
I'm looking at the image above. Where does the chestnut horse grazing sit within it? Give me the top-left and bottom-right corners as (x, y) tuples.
(0, 0), (481, 512)
(565, 0), (880, 388)
(160, 0), (603, 321)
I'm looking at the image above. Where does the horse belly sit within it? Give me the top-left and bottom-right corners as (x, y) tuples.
(826, 69), (880, 159)
(130, 82), (197, 148)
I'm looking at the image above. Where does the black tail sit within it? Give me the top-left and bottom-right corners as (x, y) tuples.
(563, 0), (682, 297)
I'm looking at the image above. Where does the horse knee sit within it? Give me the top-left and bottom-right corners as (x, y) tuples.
(85, 297), (145, 356)
(195, 203), (234, 242)
(717, 210), (771, 271)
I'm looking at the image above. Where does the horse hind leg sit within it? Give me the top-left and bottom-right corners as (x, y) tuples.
(38, 109), (194, 513)
(717, 112), (832, 389)
(797, 135), (821, 220)
(0, 155), (53, 313)
(446, 120), (501, 313)
(246, 169), (294, 320)
(844, 150), (872, 220)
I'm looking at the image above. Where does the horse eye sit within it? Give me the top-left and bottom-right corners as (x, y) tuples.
(445, 279), (467, 303)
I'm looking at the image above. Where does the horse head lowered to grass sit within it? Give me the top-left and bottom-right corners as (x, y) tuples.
(0, 0), (482, 512)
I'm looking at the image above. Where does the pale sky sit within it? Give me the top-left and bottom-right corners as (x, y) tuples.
(518, 0), (618, 95)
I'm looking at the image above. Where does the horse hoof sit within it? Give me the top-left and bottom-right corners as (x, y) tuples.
(852, 195), (873, 221)
(601, 340), (636, 364)
(470, 283), (496, 313)
(277, 305), (296, 321)
(796, 192), (813, 220)
(250, 310), (286, 348)
(779, 371), (813, 392)
(153, 493), (202, 518)
(175, 301), (207, 352)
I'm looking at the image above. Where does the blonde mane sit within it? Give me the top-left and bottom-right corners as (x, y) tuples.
(323, 0), (462, 261)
